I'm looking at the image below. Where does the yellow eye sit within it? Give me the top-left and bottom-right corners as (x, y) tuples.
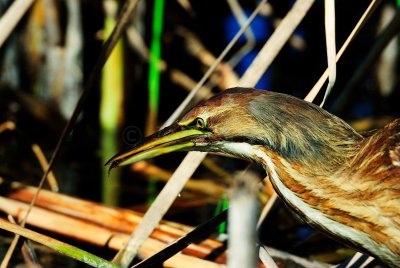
(195, 117), (206, 129)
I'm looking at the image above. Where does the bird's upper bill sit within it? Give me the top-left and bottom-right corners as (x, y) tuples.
(106, 122), (212, 172)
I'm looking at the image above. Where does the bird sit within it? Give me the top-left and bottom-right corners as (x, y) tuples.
(107, 87), (400, 267)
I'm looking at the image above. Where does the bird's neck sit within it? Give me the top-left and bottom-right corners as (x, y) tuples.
(262, 134), (362, 176)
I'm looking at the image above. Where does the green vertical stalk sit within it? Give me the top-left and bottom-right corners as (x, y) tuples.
(216, 197), (229, 234)
(147, 0), (165, 203)
(146, 0), (165, 135)
(100, 1), (124, 205)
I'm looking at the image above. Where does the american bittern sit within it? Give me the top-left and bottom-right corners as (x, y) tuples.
(107, 87), (400, 267)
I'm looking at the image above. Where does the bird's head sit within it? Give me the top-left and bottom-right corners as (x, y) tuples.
(106, 87), (362, 172)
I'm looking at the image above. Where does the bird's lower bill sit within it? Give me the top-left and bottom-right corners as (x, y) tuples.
(106, 128), (210, 171)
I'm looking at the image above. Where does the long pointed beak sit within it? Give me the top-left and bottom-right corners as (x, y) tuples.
(105, 124), (210, 173)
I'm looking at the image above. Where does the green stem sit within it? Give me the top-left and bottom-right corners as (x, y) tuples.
(101, 2), (124, 205)
(0, 218), (120, 268)
(147, 0), (165, 203)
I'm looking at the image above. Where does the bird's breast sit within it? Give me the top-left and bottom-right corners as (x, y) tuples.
(253, 147), (400, 267)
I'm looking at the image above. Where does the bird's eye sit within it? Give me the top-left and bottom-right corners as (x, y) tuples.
(195, 117), (207, 129)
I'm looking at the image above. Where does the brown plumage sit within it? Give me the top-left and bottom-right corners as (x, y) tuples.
(107, 87), (400, 267)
